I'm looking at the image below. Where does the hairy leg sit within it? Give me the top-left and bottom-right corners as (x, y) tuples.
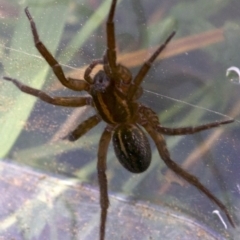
(3, 76), (92, 107)
(25, 7), (89, 91)
(97, 126), (112, 240)
(143, 122), (235, 227)
(63, 115), (101, 141)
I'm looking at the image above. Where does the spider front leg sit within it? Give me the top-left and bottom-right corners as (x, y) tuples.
(97, 126), (112, 240)
(24, 7), (90, 90)
(3, 76), (92, 107)
(143, 123), (235, 228)
(127, 31), (176, 100)
(106, 0), (117, 72)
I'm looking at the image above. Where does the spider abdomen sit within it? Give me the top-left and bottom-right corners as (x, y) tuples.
(112, 124), (151, 173)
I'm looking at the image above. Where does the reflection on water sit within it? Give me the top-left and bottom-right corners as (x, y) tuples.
(0, 161), (230, 240)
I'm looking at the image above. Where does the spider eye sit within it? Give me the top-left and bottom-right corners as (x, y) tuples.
(93, 70), (109, 83)
(92, 70), (110, 91)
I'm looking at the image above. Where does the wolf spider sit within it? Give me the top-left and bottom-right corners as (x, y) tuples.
(3, 0), (235, 239)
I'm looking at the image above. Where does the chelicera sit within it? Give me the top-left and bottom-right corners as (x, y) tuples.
(3, 0), (235, 239)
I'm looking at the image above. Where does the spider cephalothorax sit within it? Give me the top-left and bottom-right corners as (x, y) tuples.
(3, 0), (235, 239)
(90, 69), (136, 125)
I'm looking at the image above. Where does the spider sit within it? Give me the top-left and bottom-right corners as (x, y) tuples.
(3, 0), (235, 239)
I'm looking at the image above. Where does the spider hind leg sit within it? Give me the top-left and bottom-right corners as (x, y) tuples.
(143, 123), (235, 228)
